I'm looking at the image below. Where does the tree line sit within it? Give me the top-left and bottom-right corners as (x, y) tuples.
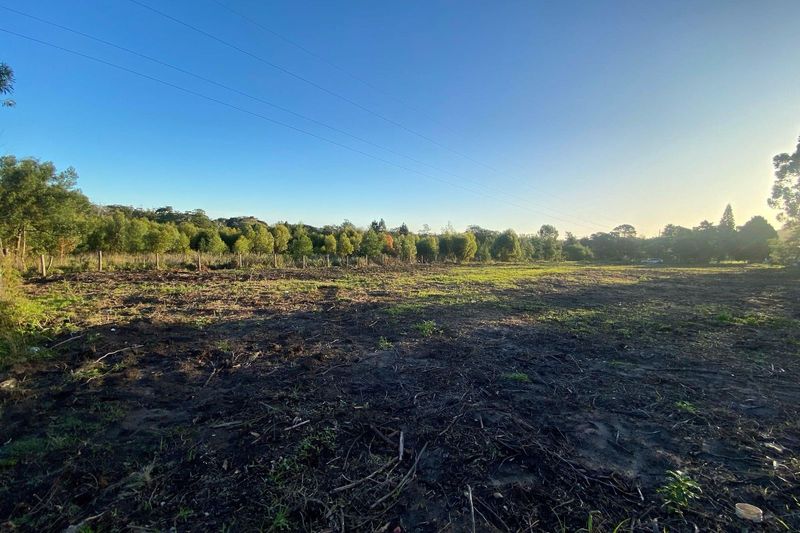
(2, 154), (797, 268)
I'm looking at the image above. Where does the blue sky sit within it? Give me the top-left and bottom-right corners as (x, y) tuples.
(1, 0), (799, 236)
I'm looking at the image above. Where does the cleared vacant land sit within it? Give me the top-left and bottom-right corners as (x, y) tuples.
(1, 264), (798, 531)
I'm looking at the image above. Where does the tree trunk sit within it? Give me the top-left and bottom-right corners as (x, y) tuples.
(238, 252), (243, 269)
(156, 253), (161, 270)
(197, 252), (202, 272)
(39, 254), (47, 278)
(98, 250), (103, 272)
(274, 253), (278, 268)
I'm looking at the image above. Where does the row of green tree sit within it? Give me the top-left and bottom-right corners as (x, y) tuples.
(1, 151), (798, 265)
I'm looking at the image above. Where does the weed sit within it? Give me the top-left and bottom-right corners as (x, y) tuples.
(377, 336), (393, 349)
(657, 470), (701, 513)
(0, 436), (47, 466)
(72, 364), (105, 381)
(268, 505), (291, 531)
(176, 507), (194, 521)
(414, 320), (439, 337)
(215, 339), (233, 352)
(675, 400), (698, 414)
(297, 428), (336, 463)
(503, 371), (531, 383)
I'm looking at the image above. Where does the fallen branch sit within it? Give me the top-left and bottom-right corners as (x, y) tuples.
(331, 458), (397, 493)
(50, 334), (85, 350)
(370, 441), (428, 509)
(284, 419), (310, 431)
(95, 344), (142, 364)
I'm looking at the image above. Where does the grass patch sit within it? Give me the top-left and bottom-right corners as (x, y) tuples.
(414, 320), (440, 337)
(502, 371), (531, 383)
(657, 470), (701, 514)
(377, 336), (393, 349)
(675, 400), (698, 414)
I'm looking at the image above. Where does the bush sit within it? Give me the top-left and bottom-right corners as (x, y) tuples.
(0, 256), (35, 366)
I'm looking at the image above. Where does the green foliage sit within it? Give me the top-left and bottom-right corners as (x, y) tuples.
(272, 224), (291, 254)
(232, 235), (252, 254)
(0, 62), (14, 107)
(395, 233), (417, 262)
(249, 224), (275, 254)
(769, 134), (800, 223)
(503, 371), (530, 382)
(337, 233), (354, 257)
(657, 470), (701, 514)
(0, 156), (91, 257)
(359, 229), (384, 258)
(414, 320), (439, 337)
(734, 216), (777, 262)
(192, 229), (227, 254)
(537, 224), (562, 260)
(453, 232), (478, 262)
(491, 229), (522, 261)
(143, 222), (182, 254)
(416, 235), (439, 262)
(322, 234), (337, 255)
(377, 336), (393, 349)
(675, 400), (697, 414)
(770, 224), (800, 265)
(289, 231), (313, 259)
(563, 233), (593, 261)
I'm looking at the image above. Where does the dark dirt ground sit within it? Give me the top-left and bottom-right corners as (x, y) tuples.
(0, 264), (798, 532)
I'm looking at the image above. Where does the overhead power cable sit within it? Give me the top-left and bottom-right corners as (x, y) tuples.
(0, 4), (606, 230)
(126, 0), (620, 227)
(0, 26), (606, 232)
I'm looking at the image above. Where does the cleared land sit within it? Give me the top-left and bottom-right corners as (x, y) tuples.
(1, 264), (798, 532)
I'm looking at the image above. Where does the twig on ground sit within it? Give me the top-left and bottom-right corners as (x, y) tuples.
(95, 344), (142, 363)
(332, 458), (397, 493)
(370, 442), (428, 509)
(50, 334), (85, 349)
(398, 431), (405, 462)
(284, 419), (310, 431)
(467, 485), (476, 533)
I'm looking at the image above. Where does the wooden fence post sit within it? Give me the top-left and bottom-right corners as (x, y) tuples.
(98, 250), (103, 272)
(197, 252), (202, 272)
(238, 252), (243, 269)
(302, 256), (307, 269)
(39, 254), (47, 278)
(155, 253), (161, 270)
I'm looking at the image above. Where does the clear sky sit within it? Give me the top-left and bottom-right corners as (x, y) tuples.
(1, 0), (798, 236)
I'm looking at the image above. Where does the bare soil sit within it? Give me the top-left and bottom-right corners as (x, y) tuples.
(1, 265), (798, 532)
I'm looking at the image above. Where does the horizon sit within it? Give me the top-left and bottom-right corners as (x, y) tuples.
(2, 0), (799, 236)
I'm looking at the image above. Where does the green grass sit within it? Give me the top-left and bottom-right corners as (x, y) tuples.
(697, 304), (799, 329)
(377, 336), (393, 349)
(675, 400), (698, 414)
(657, 470), (702, 514)
(414, 320), (440, 337)
(502, 371), (531, 383)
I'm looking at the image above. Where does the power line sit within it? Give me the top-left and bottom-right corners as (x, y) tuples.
(126, 0), (619, 227)
(0, 26), (605, 232)
(0, 5), (609, 232)
(208, 0), (622, 227)
(209, 0), (458, 135)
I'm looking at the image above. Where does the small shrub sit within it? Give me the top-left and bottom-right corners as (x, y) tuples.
(657, 470), (701, 513)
